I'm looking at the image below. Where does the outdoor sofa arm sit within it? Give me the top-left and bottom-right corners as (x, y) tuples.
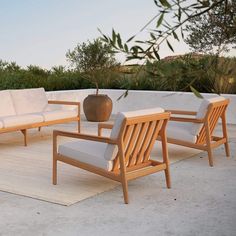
(166, 109), (203, 123)
(53, 130), (117, 156)
(170, 117), (204, 123)
(53, 130), (117, 145)
(165, 109), (197, 116)
(48, 100), (80, 113)
(98, 122), (114, 136)
(48, 100), (80, 107)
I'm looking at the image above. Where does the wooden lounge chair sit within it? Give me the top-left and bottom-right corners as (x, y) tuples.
(53, 108), (171, 204)
(164, 96), (230, 166)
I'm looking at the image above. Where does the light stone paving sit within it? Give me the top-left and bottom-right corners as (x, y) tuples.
(0, 119), (235, 236)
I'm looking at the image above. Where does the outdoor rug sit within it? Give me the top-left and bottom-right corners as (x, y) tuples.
(0, 123), (201, 206)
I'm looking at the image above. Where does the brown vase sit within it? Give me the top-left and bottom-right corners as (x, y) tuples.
(83, 94), (113, 122)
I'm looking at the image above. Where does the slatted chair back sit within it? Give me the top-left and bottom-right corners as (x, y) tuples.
(111, 111), (170, 172)
(196, 99), (229, 144)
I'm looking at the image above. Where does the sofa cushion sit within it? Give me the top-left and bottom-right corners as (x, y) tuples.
(58, 140), (113, 171)
(2, 113), (44, 128)
(10, 88), (48, 115)
(166, 121), (197, 143)
(104, 107), (165, 161)
(191, 96), (226, 135)
(41, 109), (78, 122)
(0, 90), (16, 117)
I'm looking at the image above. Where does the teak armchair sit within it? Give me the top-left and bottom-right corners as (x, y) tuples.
(163, 96), (230, 166)
(53, 108), (171, 204)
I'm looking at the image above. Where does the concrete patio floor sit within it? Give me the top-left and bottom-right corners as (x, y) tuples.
(0, 120), (235, 236)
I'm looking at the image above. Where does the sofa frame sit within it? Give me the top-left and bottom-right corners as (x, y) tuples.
(0, 100), (80, 146)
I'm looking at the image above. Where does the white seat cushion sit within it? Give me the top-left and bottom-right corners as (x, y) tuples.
(104, 107), (165, 161)
(41, 109), (78, 122)
(166, 121), (197, 143)
(0, 90), (16, 117)
(1, 114), (44, 128)
(191, 96), (226, 135)
(58, 140), (113, 171)
(10, 88), (48, 115)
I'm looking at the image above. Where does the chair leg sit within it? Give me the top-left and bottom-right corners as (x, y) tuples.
(221, 113), (230, 157)
(207, 147), (214, 167)
(121, 177), (129, 204)
(78, 120), (80, 133)
(53, 157), (57, 185)
(165, 169), (171, 189)
(224, 142), (230, 157)
(38, 127), (41, 132)
(118, 144), (129, 204)
(21, 129), (27, 146)
(161, 130), (171, 188)
(205, 121), (214, 167)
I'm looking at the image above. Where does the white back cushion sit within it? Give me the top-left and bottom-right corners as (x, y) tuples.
(0, 90), (16, 117)
(10, 88), (48, 114)
(191, 96), (226, 135)
(104, 107), (164, 161)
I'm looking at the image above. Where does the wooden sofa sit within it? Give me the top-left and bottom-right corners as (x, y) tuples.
(0, 88), (80, 146)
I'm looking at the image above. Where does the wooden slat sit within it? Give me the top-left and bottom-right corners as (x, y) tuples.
(126, 112), (170, 125)
(112, 125), (134, 171)
(126, 161), (153, 172)
(129, 122), (149, 166)
(57, 154), (121, 182)
(143, 120), (163, 162)
(126, 164), (167, 181)
(124, 123), (141, 167)
(136, 121), (156, 164)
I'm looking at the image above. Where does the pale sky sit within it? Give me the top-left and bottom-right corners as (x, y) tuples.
(0, 0), (235, 69)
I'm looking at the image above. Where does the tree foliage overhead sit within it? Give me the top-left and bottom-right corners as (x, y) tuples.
(185, 1), (236, 54)
(66, 38), (118, 73)
(100, 0), (234, 62)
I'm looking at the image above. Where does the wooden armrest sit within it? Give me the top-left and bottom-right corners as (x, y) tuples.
(48, 100), (80, 106)
(165, 110), (197, 115)
(170, 117), (204, 123)
(53, 130), (117, 144)
(98, 122), (114, 136)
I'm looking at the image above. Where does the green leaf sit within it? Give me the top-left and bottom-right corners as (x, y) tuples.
(150, 33), (156, 40)
(153, 0), (159, 7)
(159, 0), (171, 8)
(177, 7), (181, 21)
(97, 28), (108, 42)
(153, 47), (160, 60)
(100, 37), (108, 43)
(124, 43), (129, 52)
(166, 40), (174, 52)
(180, 27), (184, 39)
(135, 40), (146, 44)
(172, 31), (179, 41)
(190, 86), (203, 99)
(131, 46), (138, 55)
(157, 13), (164, 27)
(126, 35), (135, 43)
(117, 90), (129, 101)
(112, 29), (116, 45)
(117, 33), (123, 49)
